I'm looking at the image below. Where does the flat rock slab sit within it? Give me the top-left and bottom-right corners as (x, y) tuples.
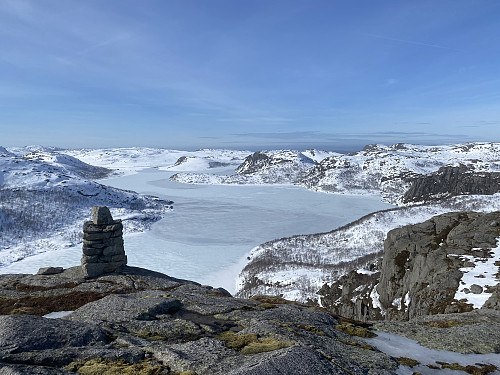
(37, 267), (64, 276)
(227, 346), (349, 375)
(0, 315), (108, 354)
(66, 291), (182, 323)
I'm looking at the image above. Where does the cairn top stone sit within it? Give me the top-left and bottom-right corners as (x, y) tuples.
(91, 206), (113, 225)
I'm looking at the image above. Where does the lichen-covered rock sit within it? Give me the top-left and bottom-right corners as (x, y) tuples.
(377, 211), (500, 320)
(0, 266), (399, 374)
(319, 211), (500, 321)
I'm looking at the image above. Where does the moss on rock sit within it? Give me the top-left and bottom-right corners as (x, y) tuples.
(335, 323), (377, 338)
(396, 357), (420, 367)
(217, 331), (293, 354)
(66, 359), (166, 375)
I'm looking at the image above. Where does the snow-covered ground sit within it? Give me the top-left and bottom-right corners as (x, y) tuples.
(62, 147), (250, 176)
(453, 244), (500, 308)
(170, 149), (337, 185)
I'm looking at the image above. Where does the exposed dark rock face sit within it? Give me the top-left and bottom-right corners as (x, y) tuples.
(173, 155), (189, 167)
(319, 211), (500, 322)
(403, 165), (500, 203)
(236, 152), (272, 175)
(235, 151), (316, 176)
(318, 269), (383, 322)
(0, 314), (108, 352)
(0, 266), (398, 374)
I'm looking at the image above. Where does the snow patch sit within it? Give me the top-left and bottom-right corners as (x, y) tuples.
(43, 311), (73, 319)
(453, 242), (500, 308)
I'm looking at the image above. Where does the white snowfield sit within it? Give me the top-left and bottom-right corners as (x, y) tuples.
(62, 147), (251, 175)
(236, 194), (500, 304)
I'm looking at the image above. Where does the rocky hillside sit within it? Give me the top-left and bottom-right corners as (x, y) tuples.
(301, 142), (500, 204)
(319, 211), (500, 322)
(0, 266), (399, 374)
(2, 265), (500, 374)
(171, 150), (323, 185)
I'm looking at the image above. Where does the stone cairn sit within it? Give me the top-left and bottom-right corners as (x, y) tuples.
(81, 206), (127, 278)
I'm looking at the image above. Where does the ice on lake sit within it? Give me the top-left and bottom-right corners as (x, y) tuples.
(1, 168), (392, 293)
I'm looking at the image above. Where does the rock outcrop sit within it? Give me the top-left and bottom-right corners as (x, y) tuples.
(318, 268), (383, 322)
(0, 266), (398, 374)
(81, 206), (126, 278)
(235, 151), (316, 181)
(319, 211), (500, 322)
(403, 165), (500, 203)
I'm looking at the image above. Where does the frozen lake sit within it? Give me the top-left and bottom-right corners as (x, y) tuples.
(2, 168), (392, 292)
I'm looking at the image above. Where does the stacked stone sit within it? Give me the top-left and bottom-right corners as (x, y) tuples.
(81, 206), (127, 278)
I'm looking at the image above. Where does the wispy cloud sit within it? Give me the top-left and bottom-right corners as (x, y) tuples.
(76, 33), (135, 56)
(361, 33), (462, 52)
(233, 131), (321, 139)
(218, 116), (294, 123)
(233, 130), (471, 142)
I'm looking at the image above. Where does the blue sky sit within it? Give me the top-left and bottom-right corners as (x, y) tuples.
(1, 0), (500, 151)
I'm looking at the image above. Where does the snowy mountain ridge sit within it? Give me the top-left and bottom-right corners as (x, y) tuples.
(169, 142), (500, 204)
(303, 142), (500, 204)
(171, 149), (338, 185)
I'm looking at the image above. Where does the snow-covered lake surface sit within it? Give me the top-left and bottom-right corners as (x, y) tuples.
(1, 168), (391, 292)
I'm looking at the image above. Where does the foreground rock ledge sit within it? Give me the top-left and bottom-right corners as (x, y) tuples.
(0, 266), (398, 375)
